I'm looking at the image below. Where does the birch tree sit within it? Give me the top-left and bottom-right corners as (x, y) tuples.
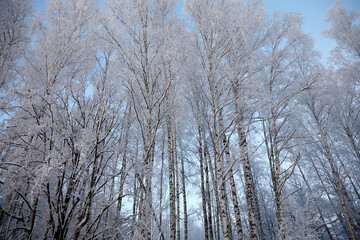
(259, 12), (318, 239)
(1, 0), (360, 239)
(0, 0), (31, 113)
(101, 0), (182, 238)
(0, 0), (123, 238)
(184, 1), (240, 238)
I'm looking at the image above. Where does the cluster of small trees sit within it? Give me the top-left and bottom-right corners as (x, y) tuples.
(0, 0), (359, 239)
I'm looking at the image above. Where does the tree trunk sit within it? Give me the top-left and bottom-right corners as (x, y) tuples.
(204, 137), (214, 240)
(315, 116), (356, 240)
(252, 178), (266, 240)
(198, 125), (209, 240)
(214, 150), (231, 240)
(174, 131), (181, 240)
(180, 143), (188, 240)
(237, 121), (258, 240)
(233, 87), (258, 239)
(219, 110), (243, 240)
(204, 137), (221, 240)
(160, 135), (165, 232)
(167, 107), (176, 240)
(117, 106), (132, 219)
(298, 165), (334, 240)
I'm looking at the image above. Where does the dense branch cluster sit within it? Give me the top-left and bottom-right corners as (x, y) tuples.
(0, 0), (359, 239)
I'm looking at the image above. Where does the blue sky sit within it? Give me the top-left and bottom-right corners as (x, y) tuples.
(34, 0), (360, 63)
(262, 0), (360, 62)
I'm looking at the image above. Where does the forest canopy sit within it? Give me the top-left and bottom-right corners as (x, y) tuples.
(0, 0), (359, 239)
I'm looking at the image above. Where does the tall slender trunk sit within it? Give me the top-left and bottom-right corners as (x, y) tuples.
(237, 121), (257, 240)
(298, 165), (334, 240)
(160, 135), (165, 232)
(263, 111), (285, 240)
(275, 188), (285, 240)
(167, 107), (176, 240)
(233, 90), (258, 240)
(131, 138), (139, 239)
(174, 131), (181, 240)
(180, 146), (188, 240)
(211, 104), (231, 239)
(140, 103), (157, 240)
(131, 173), (138, 239)
(204, 138), (221, 240)
(198, 125), (209, 240)
(224, 186), (233, 240)
(309, 155), (348, 238)
(219, 110), (243, 240)
(307, 103), (357, 240)
(214, 150), (231, 240)
(252, 178), (265, 240)
(315, 119), (356, 240)
(28, 195), (39, 240)
(117, 107), (131, 219)
(205, 148), (214, 240)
